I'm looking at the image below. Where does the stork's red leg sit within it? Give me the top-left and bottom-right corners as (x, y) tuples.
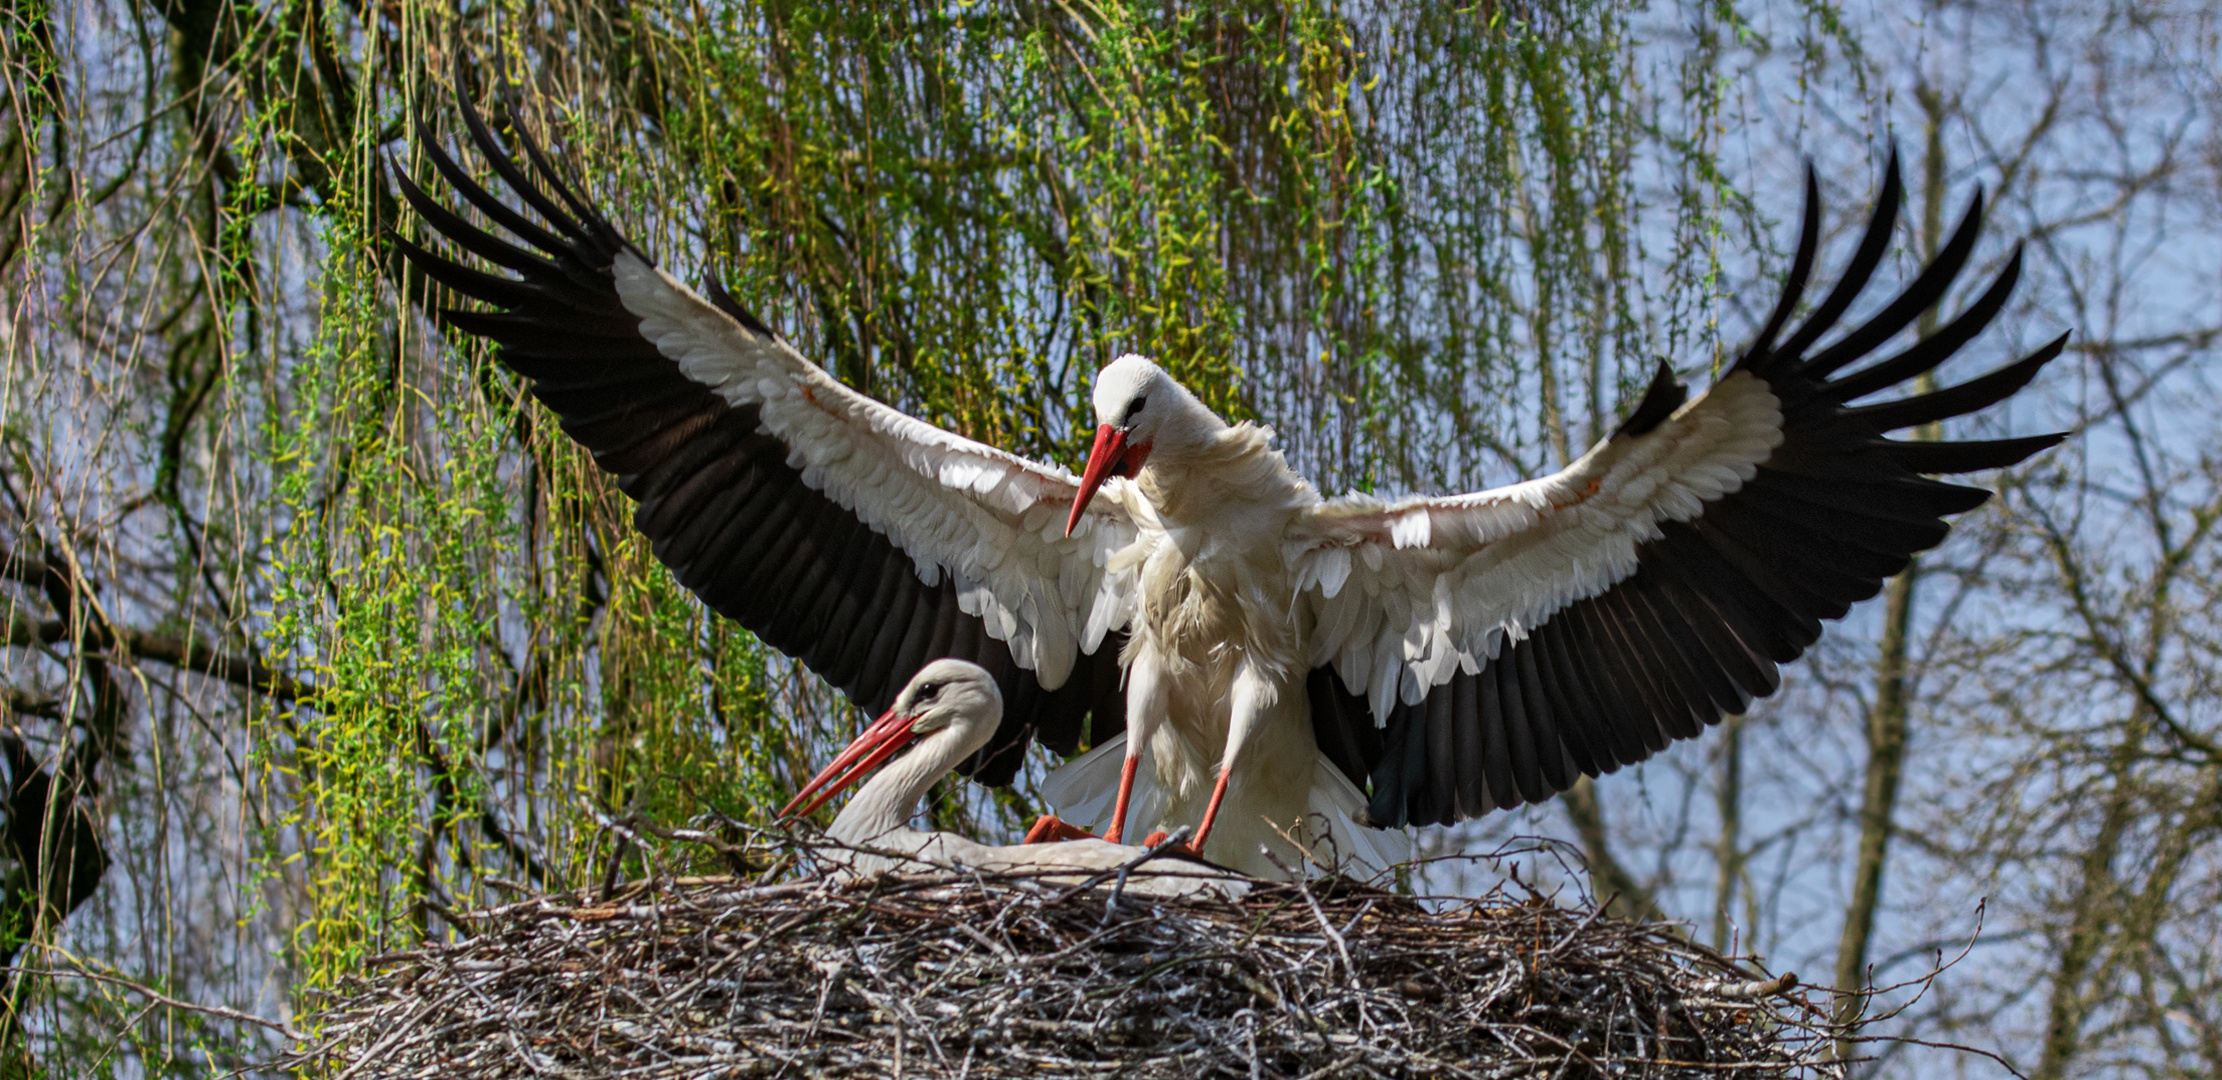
(1189, 766), (1233, 854)
(1103, 755), (1142, 844)
(1191, 659), (1267, 859)
(1108, 649), (1167, 845)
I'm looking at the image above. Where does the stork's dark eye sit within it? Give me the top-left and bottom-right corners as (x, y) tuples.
(916, 682), (940, 702)
(1124, 394), (1147, 422)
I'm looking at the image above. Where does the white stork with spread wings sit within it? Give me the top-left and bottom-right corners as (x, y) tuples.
(396, 83), (2065, 877)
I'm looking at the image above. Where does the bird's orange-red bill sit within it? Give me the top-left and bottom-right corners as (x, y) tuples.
(1066, 424), (1151, 536)
(778, 707), (920, 821)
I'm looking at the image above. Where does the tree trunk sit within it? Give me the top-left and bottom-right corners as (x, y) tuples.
(2032, 742), (2140, 1080)
(1713, 713), (1745, 950)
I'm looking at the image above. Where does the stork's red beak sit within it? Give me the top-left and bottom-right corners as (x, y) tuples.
(1065, 425), (1150, 537)
(778, 706), (922, 821)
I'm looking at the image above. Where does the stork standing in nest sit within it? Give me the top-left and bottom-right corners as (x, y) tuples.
(398, 72), (2067, 877)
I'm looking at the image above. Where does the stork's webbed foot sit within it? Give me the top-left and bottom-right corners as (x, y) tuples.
(1141, 830), (1202, 858)
(1024, 814), (1099, 844)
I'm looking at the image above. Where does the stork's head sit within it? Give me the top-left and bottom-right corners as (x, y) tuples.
(777, 659), (1004, 821)
(885, 658), (1004, 751)
(1066, 354), (1220, 535)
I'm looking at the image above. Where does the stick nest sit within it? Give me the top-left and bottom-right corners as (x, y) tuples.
(302, 858), (1840, 1078)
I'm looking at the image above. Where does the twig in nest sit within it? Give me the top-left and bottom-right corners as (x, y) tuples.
(1693, 972), (1800, 999)
(1105, 824), (1193, 918)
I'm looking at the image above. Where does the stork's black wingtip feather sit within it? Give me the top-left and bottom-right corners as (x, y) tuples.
(379, 218), (420, 282)
(1880, 431), (2069, 474)
(1801, 167), (1822, 232)
(1972, 430), (2073, 471)
(1741, 166), (1828, 373)
(434, 63), (610, 256)
(450, 45), (478, 97)
(454, 82), (496, 156)
(506, 107), (605, 238)
(2017, 430), (2071, 458)
(1839, 326), (2068, 431)
(385, 226), (428, 264)
(1875, 152), (1906, 241)
(431, 307), (476, 336)
(1953, 185), (1988, 249)
(1774, 154), (1909, 362)
(1613, 361), (1689, 439)
(389, 165), (437, 218)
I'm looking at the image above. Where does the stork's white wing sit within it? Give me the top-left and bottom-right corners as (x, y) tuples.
(1293, 163), (2067, 827)
(395, 92), (1138, 784)
(613, 252), (1141, 688)
(1293, 369), (1785, 725)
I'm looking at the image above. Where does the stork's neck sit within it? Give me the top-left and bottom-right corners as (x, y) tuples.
(1139, 421), (1315, 527)
(826, 729), (964, 845)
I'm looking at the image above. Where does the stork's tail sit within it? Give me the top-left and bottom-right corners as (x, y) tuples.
(1306, 751), (1416, 876)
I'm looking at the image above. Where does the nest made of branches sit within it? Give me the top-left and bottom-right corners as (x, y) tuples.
(296, 838), (1858, 1080)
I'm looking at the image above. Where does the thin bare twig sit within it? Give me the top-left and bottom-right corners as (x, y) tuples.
(2, 964), (304, 1042)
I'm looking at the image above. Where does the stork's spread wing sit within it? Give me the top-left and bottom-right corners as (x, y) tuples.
(394, 94), (1136, 783)
(1293, 159), (2067, 827)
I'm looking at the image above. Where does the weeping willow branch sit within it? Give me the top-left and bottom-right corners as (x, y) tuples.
(3, 615), (313, 703)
